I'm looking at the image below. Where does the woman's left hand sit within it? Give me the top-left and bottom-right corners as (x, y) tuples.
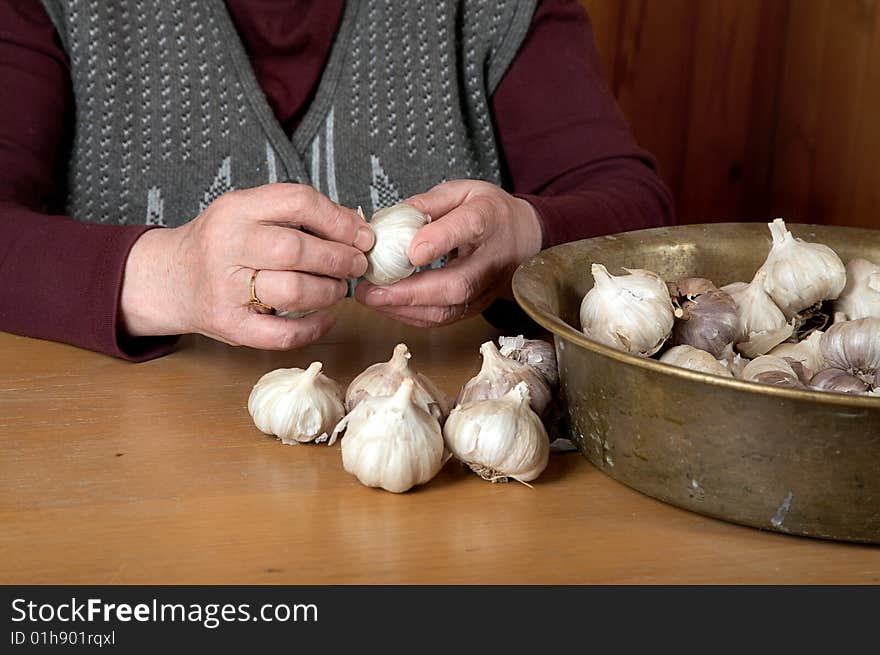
(354, 180), (544, 327)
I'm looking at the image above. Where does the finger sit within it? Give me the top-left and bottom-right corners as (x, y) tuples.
(406, 195), (500, 267)
(236, 309), (335, 351)
(403, 180), (475, 221)
(250, 270), (347, 313)
(356, 255), (486, 307)
(243, 225), (368, 279)
(230, 183), (375, 251)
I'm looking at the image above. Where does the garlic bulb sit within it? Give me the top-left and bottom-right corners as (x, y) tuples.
(768, 330), (825, 378)
(667, 278), (739, 358)
(659, 345), (732, 377)
(345, 343), (451, 422)
(497, 335), (559, 388)
(820, 317), (880, 386)
(364, 203), (430, 286)
(443, 382), (549, 483)
(740, 355), (806, 389)
(333, 379), (445, 493)
(834, 258), (880, 321)
(757, 218), (846, 319)
(579, 263), (674, 357)
(721, 271), (794, 358)
(810, 368), (870, 395)
(248, 362), (345, 445)
(456, 341), (552, 415)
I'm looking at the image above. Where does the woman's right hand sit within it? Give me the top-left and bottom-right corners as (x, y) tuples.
(119, 183), (375, 350)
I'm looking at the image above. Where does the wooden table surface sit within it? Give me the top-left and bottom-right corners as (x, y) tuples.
(1, 301), (878, 584)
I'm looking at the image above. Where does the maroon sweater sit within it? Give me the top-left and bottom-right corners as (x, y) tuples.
(0, 0), (674, 361)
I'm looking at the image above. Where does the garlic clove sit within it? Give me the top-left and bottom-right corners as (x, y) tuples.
(719, 343), (750, 377)
(735, 320), (795, 359)
(443, 382), (549, 484)
(335, 378), (446, 493)
(363, 203), (430, 286)
(740, 355), (806, 389)
(834, 258), (880, 321)
(820, 317), (880, 387)
(456, 341), (552, 416)
(345, 343), (451, 423)
(667, 278), (739, 358)
(757, 218), (847, 319)
(659, 345), (732, 377)
(248, 362), (346, 445)
(810, 367), (870, 395)
(579, 263), (674, 357)
(768, 330), (825, 379)
(722, 270), (788, 339)
(497, 334), (559, 389)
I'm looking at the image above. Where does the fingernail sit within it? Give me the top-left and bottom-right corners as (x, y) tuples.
(354, 226), (375, 251)
(351, 252), (368, 277)
(411, 241), (435, 266)
(366, 287), (390, 306)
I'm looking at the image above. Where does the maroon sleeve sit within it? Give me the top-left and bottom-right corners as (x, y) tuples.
(491, 0), (676, 247)
(0, 0), (177, 361)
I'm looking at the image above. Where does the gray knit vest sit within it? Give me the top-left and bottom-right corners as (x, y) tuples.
(40, 0), (537, 228)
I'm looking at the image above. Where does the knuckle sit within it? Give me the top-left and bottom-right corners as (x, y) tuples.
(446, 274), (474, 305)
(280, 232), (303, 264)
(435, 306), (457, 324)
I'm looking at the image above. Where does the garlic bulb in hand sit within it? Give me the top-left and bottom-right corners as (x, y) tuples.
(757, 218), (846, 319)
(345, 343), (451, 422)
(333, 379), (445, 493)
(444, 382), (549, 483)
(834, 258), (880, 321)
(741, 355), (806, 389)
(722, 271), (794, 358)
(580, 263), (674, 357)
(667, 278), (739, 358)
(659, 345), (732, 377)
(497, 335), (559, 388)
(456, 341), (552, 415)
(364, 203), (430, 286)
(810, 368), (870, 395)
(248, 362), (345, 445)
(768, 330), (824, 379)
(820, 317), (880, 386)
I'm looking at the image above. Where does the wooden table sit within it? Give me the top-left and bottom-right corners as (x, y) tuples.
(1, 301), (878, 584)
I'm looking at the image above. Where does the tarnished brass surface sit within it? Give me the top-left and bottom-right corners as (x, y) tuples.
(512, 222), (880, 543)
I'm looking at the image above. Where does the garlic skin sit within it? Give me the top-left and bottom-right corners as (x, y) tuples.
(721, 271), (794, 357)
(820, 317), (880, 386)
(667, 278), (738, 358)
(334, 379), (445, 493)
(580, 263), (674, 357)
(456, 341), (552, 415)
(834, 258), (880, 321)
(364, 203), (430, 286)
(497, 335), (559, 388)
(444, 382), (549, 483)
(810, 368), (870, 395)
(740, 355), (806, 389)
(248, 362), (345, 445)
(659, 345), (732, 377)
(768, 330), (825, 379)
(757, 218), (846, 319)
(345, 343), (451, 422)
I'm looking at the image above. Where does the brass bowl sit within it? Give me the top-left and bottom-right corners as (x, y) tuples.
(512, 222), (880, 544)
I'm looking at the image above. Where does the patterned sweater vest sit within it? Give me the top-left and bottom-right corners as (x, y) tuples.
(40, 0), (537, 228)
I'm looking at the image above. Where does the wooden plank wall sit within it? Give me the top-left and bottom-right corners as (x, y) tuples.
(580, 0), (880, 229)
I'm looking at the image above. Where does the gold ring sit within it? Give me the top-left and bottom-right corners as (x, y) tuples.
(248, 269), (276, 313)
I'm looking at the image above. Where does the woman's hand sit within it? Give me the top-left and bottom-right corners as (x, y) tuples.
(354, 180), (543, 327)
(120, 183), (374, 349)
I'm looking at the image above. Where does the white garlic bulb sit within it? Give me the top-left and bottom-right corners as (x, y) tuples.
(444, 382), (549, 483)
(456, 341), (552, 416)
(768, 330), (825, 378)
(333, 379), (445, 493)
(345, 343), (451, 422)
(580, 263), (674, 357)
(740, 355), (806, 389)
(757, 218), (846, 319)
(820, 317), (880, 386)
(834, 258), (880, 321)
(498, 335), (559, 389)
(248, 362), (345, 445)
(722, 271), (794, 358)
(810, 368), (870, 395)
(659, 345), (732, 377)
(364, 203), (430, 286)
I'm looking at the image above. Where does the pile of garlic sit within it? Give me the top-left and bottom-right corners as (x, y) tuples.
(247, 336), (559, 493)
(579, 218), (880, 398)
